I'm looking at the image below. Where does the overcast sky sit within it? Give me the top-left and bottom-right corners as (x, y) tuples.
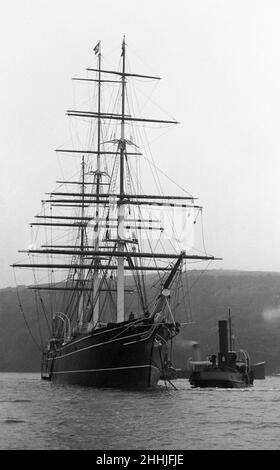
(1, 0), (280, 287)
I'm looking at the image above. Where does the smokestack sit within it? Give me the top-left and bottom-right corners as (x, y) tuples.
(218, 320), (228, 366)
(192, 342), (201, 361)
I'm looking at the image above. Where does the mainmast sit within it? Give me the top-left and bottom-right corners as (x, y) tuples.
(116, 37), (126, 323)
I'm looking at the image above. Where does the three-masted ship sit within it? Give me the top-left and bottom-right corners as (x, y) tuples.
(13, 38), (218, 388)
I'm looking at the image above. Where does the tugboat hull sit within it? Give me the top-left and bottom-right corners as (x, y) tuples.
(189, 370), (249, 388)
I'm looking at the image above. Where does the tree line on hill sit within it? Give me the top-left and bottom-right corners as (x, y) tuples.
(0, 270), (280, 374)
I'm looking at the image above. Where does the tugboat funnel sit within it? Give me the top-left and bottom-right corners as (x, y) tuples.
(218, 320), (228, 366)
(192, 342), (201, 361)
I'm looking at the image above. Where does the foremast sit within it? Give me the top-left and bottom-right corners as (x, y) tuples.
(92, 41), (102, 327)
(117, 36), (127, 323)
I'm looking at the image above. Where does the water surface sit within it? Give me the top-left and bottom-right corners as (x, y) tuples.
(0, 373), (279, 449)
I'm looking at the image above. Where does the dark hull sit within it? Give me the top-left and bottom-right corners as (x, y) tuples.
(189, 370), (251, 388)
(42, 320), (175, 389)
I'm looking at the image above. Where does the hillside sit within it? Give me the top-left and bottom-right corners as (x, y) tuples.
(173, 270), (280, 374)
(1, 270), (280, 374)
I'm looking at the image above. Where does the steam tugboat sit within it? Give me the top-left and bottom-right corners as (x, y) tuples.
(189, 313), (254, 388)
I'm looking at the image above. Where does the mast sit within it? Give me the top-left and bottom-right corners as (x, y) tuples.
(92, 41), (102, 325)
(228, 307), (233, 351)
(78, 155), (85, 328)
(96, 41), (102, 199)
(116, 36), (126, 323)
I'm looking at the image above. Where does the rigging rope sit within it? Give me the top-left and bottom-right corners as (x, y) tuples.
(13, 270), (43, 352)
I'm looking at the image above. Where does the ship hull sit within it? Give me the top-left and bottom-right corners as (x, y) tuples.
(42, 320), (175, 389)
(189, 370), (250, 388)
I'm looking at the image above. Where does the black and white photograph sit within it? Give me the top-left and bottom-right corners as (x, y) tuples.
(0, 0), (279, 454)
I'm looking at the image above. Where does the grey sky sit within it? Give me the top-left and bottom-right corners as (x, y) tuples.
(1, 0), (280, 287)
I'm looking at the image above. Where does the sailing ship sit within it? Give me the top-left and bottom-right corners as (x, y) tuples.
(13, 38), (218, 388)
(189, 311), (254, 388)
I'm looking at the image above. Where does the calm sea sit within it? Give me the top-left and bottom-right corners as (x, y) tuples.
(0, 373), (279, 450)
